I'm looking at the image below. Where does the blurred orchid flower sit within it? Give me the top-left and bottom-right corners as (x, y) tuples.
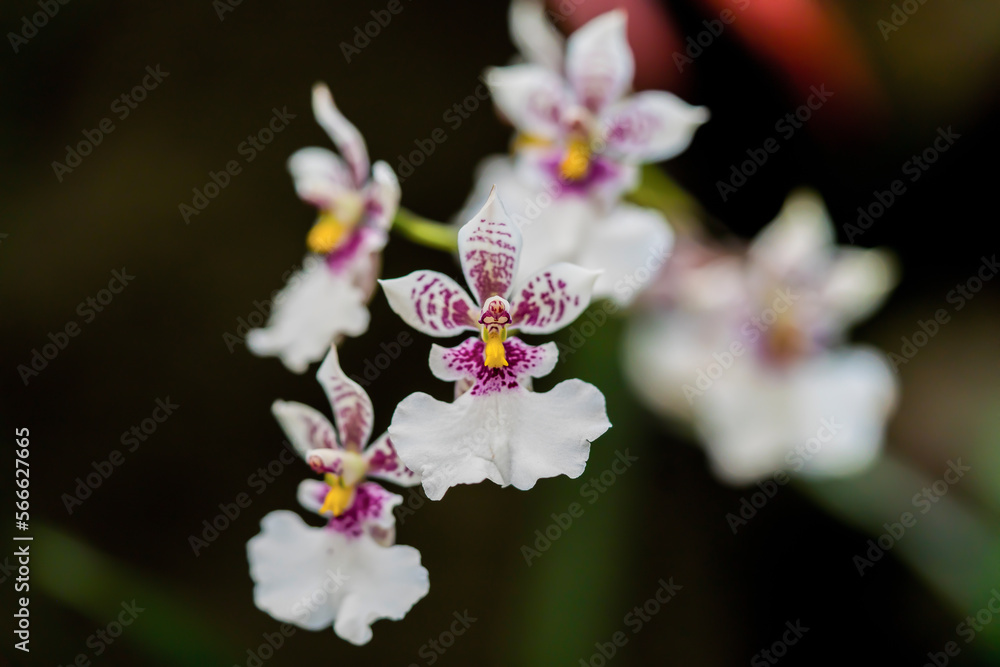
(247, 347), (426, 645)
(625, 191), (899, 484)
(247, 83), (401, 373)
(381, 189), (611, 500)
(487, 8), (708, 205)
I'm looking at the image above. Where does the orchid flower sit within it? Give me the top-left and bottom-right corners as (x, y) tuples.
(247, 83), (401, 373)
(247, 346), (427, 645)
(380, 189), (611, 500)
(487, 8), (708, 206)
(624, 191), (899, 484)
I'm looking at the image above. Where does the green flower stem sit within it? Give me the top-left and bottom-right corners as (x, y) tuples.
(391, 207), (458, 253)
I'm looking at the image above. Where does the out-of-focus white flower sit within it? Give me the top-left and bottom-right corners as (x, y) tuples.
(625, 191), (899, 484)
(247, 83), (401, 373)
(380, 189), (611, 500)
(247, 347), (426, 645)
(487, 9), (708, 206)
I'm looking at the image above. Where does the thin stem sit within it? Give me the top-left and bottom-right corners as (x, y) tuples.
(391, 207), (458, 253)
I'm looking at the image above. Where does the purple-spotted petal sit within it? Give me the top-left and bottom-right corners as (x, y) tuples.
(565, 10), (634, 113)
(316, 346), (374, 451)
(363, 161), (401, 233)
(326, 481), (402, 537)
(272, 400), (340, 458)
(458, 189), (523, 303)
(428, 337), (556, 390)
(380, 271), (478, 337)
(365, 433), (421, 487)
(486, 64), (571, 141)
(601, 91), (708, 163)
(312, 83), (370, 188)
(296, 478), (329, 515)
(287, 147), (355, 210)
(511, 263), (600, 334)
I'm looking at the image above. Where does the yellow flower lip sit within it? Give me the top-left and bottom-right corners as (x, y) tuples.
(559, 136), (591, 182)
(307, 212), (350, 254)
(320, 473), (356, 517)
(484, 332), (508, 368)
(479, 296), (511, 368)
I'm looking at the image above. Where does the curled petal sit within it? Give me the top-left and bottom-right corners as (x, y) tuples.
(509, 0), (564, 71)
(246, 257), (370, 374)
(389, 379), (610, 500)
(271, 400), (339, 458)
(317, 346), (374, 451)
(511, 263), (600, 334)
(486, 64), (570, 141)
(365, 433), (421, 487)
(296, 478), (329, 514)
(821, 247), (898, 328)
(287, 147), (355, 210)
(247, 511), (429, 645)
(312, 83), (370, 187)
(458, 188), (523, 303)
(380, 271), (478, 337)
(364, 161), (401, 233)
(565, 10), (634, 112)
(601, 91), (708, 163)
(749, 190), (835, 278)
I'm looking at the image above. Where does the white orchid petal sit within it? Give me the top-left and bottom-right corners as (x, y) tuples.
(365, 161), (401, 233)
(364, 433), (421, 487)
(297, 478), (329, 514)
(821, 247), (898, 327)
(271, 400), (339, 458)
(509, 0), (564, 71)
(458, 188), (523, 303)
(601, 91), (708, 163)
(696, 348), (898, 485)
(380, 271), (478, 337)
(486, 64), (570, 141)
(287, 147), (355, 210)
(317, 346), (374, 450)
(576, 204), (674, 305)
(565, 10), (634, 112)
(511, 262), (600, 334)
(390, 377), (609, 500)
(312, 83), (370, 187)
(247, 257), (371, 373)
(750, 190), (835, 278)
(247, 511), (428, 645)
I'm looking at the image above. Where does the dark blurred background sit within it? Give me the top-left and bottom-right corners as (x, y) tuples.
(2, 0), (999, 665)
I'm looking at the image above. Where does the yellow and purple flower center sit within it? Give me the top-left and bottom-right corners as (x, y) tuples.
(479, 296), (512, 368)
